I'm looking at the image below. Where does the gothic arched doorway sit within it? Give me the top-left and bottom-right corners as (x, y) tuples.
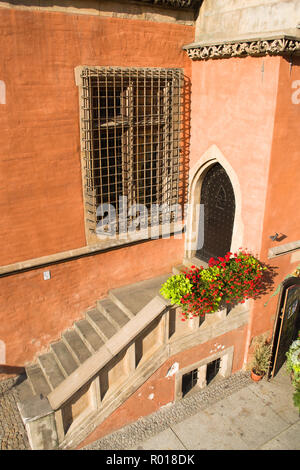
(196, 163), (235, 262)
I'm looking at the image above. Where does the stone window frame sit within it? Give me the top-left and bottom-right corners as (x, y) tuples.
(75, 65), (184, 248)
(174, 345), (234, 401)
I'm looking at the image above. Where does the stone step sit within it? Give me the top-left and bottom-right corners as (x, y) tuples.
(14, 377), (35, 402)
(97, 298), (132, 329)
(183, 257), (208, 269)
(26, 364), (52, 397)
(172, 264), (187, 275)
(62, 329), (92, 364)
(38, 353), (66, 391)
(74, 319), (105, 353)
(86, 308), (118, 341)
(108, 273), (171, 317)
(50, 341), (79, 376)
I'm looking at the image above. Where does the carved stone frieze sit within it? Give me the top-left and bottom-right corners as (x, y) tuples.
(184, 36), (300, 60)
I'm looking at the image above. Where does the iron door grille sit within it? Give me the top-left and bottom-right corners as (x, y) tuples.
(196, 163), (235, 262)
(80, 66), (184, 235)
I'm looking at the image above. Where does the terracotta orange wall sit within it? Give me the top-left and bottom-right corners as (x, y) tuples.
(78, 324), (247, 448)
(249, 56), (300, 340)
(0, 8), (193, 266)
(0, 9), (194, 373)
(190, 55), (280, 254)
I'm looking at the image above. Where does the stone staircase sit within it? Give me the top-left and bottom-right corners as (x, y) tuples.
(17, 273), (172, 400)
(16, 272), (173, 449)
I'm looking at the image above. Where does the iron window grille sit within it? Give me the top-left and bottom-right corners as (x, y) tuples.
(80, 66), (184, 236)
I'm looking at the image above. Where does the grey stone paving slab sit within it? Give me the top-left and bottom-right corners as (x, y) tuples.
(201, 386), (289, 449)
(170, 406), (250, 450)
(86, 308), (118, 340)
(135, 428), (186, 450)
(75, 319), (105, 352)
(248, 377), (299, 425)
(259, 421), (300, 450)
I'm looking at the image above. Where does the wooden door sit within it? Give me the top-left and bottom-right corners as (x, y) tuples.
(196, 163), (235, 262)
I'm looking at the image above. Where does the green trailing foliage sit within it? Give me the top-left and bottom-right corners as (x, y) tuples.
(286, 332), (300, 413)
(159, 274), (192, 306)
(293, 390), (300, 412)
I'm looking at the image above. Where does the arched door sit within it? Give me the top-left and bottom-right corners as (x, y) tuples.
(196, 163), (235, 262)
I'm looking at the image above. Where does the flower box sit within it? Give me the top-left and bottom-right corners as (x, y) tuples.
(160, 250), (266, 320)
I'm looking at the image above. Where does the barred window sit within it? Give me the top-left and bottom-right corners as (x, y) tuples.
(80, 67), (183, 239)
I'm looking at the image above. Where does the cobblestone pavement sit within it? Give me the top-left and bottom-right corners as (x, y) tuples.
(0, 377), (30, 450)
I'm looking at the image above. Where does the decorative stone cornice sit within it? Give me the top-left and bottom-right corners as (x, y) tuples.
(184, 35), (300, 60)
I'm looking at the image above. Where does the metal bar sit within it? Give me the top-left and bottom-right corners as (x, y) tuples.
(80, 66), (183, 234)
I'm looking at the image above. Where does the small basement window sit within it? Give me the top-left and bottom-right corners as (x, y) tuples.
(176, 349), (233, 401)
(206, 357), (221, 385)
(182, 368), (198, 398)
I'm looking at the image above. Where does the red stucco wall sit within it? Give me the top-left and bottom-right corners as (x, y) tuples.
(0, 8), (194, 373)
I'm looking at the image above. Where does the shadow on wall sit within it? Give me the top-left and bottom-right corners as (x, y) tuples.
(0, 365), (25, 376)
(258, 262), (279, 300)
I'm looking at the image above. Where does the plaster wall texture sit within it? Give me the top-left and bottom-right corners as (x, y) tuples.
(195, 0), (300, 40)
(0, 8), (193, 372)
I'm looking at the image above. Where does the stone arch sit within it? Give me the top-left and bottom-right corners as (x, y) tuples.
(185, 145), (244, 260)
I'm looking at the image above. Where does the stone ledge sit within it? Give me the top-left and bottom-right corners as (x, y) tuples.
(17, 395), (53, 424)
(169, 307), (249, 356)
(268, 240), (300, 259)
